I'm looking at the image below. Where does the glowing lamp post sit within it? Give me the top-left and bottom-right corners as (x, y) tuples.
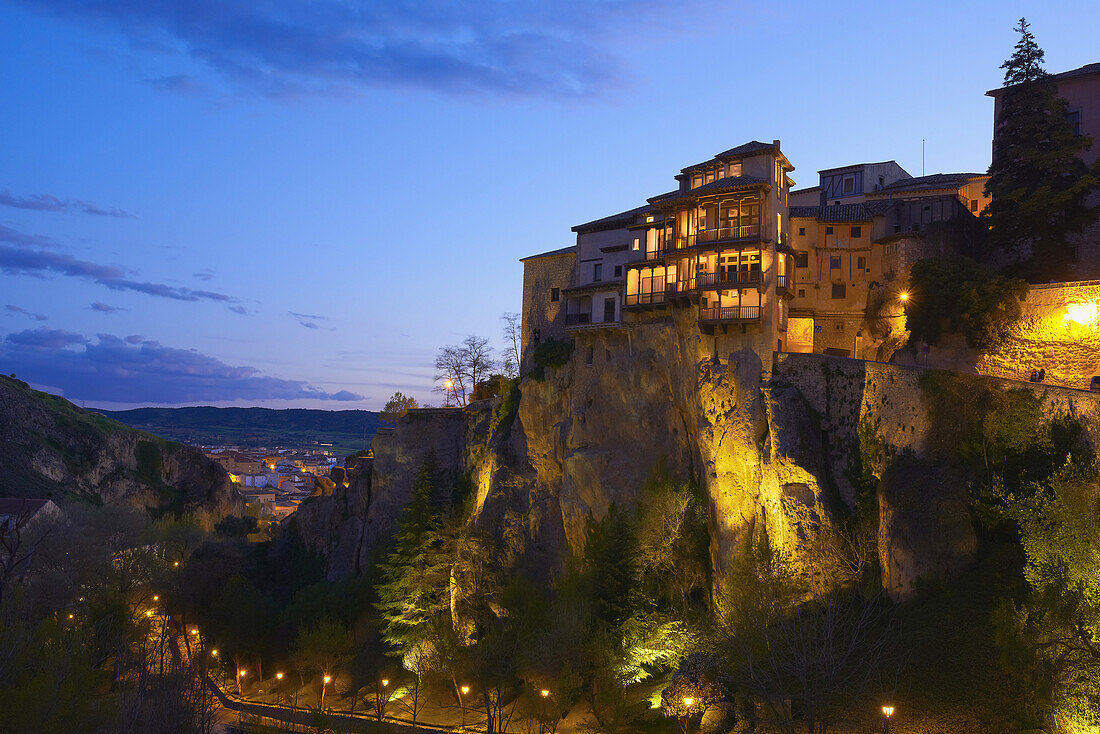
(321, 675), (332, 709)
(681, 696), (696, 734)
(882, 705), (895, 734)
(899, 292), (909, 302)
(541, 689), (550, 698)
(276, 672), (283, 681)
(459, 684), (470, 726)
(237, 669), (246, 697)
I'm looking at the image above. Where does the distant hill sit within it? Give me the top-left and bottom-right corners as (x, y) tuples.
(0, 375), (235, 512)
(100, 406), (382, 456)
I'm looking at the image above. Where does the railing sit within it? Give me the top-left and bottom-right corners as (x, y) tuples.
(777, 274), (793, 295)
(565, 313), (591, 325)
(624, 291), (666, 307)
(672, 226), (760, 250)
(697, 270), (762, 289)
(699, 305), (762, 323)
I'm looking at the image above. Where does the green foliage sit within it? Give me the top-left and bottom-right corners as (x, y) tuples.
(293, 618), (351, 678)
(982, 19), (1100, 280)
(215, 514), (260, 538)
(904, 256), (1029, 351)
(490, 377), (522, 438)
(530, 339), (573, 380)
(470, 373), (511, 402)
(379, 392), (418, 425)
(134, 439), (164, 486)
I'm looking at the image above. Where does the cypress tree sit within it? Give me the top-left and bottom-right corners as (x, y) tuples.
(982, 18), (1100, 281)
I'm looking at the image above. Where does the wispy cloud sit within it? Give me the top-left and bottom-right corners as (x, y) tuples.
(5, 304), (48, 321)
(0, 190), (134, 218)
(0, 245), (236, 303)
(0, 329), (364, 403)
(0, 224), (56, 248)
(192, 268), (216, 281)
(14, 0), (698, 100)
(89, 301), (128, 314)
(289, 311), (328, 321)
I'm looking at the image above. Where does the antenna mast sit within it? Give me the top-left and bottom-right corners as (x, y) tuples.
(922, 138), (925, 176)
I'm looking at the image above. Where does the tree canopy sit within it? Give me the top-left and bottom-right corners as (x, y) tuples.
(982, 18), (1100, 280)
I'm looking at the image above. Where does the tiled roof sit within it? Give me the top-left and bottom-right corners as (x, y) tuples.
(571, 204), (651, 233)
(987, 61), (1100, 95)
(874, 173), (986, 195)
(519, 245), (576, 262)
(681, 140), (781, 173)
(789, 204), (874, 223)
(648, 175), (769, 205)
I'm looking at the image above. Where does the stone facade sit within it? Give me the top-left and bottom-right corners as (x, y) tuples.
(519, 246), (575, 371)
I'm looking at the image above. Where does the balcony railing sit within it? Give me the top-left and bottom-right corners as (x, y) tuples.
(698, 305), (762, 323)
(565, 313), (591, 326)
(624, 291), (667, 307)
(776, 274), (793, 295)
(696, 270), (762, 290)
(672, 226), (760, 251)
(639, 224), (761, 260)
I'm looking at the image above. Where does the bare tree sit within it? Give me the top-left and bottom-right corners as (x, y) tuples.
(0, 500), (55, 605)
(434, 335), (497, 407)
(501, 313), (521, 378)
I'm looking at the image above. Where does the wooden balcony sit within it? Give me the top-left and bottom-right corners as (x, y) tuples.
(698, 305), (762, 324)
(776, 274), (794, 297)
(623, 291), (666, 308)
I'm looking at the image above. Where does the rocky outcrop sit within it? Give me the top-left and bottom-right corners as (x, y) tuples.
(0, 375), (236, 513)
(294, 334), (1100, 599)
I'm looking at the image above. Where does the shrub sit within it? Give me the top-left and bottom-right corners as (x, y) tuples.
(531, 339), (573, 380)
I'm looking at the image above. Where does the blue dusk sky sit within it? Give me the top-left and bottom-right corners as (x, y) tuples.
(1, 1), (1097, 410)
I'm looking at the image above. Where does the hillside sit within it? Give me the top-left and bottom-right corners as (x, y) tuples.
(0, 374), (237, 513)
(101, 406), (381, 455)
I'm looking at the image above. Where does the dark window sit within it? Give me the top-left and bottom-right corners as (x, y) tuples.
(857, 256), (867, 270)
(843, 176), (854, 194)
(533, 328), (541, 345)
(795, 252), (809, 268)
(798, 227), (806, 236)
(835, 321), (845, 330)
(614, 265), (622, 278)
(830, 256), (841, 269)
(1067, 109), (1081, 136)
(603, 298), (616, 322)
(550, 288), (560, 302)
(970, 199), (978, 212)
(826, 226), (834, 235)
(585, 346), (594, 366)
(797, 288), (806, 298)
(593, 263), (602, 282)
(831, 283), (846, 299)
(850, 226), (861, 237)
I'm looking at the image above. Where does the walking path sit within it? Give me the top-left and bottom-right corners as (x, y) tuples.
(206, 676), (464, 733)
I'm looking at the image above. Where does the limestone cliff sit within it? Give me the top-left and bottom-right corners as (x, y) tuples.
(0, 375), (237, 514)
(294, 329), (1100, 600)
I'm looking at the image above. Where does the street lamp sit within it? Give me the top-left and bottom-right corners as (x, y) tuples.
(540, 689), (550, 698)
(882, 705), (895, 734)
(680, 697), (696, 734)
(276, 672), (284, 681)
(899, 292), (909, 302)
(458, 684), (470, 727)
(322, 674), (332, 709)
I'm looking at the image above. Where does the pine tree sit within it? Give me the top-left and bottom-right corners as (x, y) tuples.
(982, 18), (1100, 281)
(374, 456), (450, 651)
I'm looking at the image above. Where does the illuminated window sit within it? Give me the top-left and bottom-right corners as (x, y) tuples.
(728, 162), (742, 177)
(692, 174), (703, 188)
(633, 237), (640, 251)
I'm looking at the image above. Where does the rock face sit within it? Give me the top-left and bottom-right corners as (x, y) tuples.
(0, 375), (236, 513)
(295, 332), (1100, 600)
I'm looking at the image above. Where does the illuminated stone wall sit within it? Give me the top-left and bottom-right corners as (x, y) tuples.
(976, 279), (1100, 389)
